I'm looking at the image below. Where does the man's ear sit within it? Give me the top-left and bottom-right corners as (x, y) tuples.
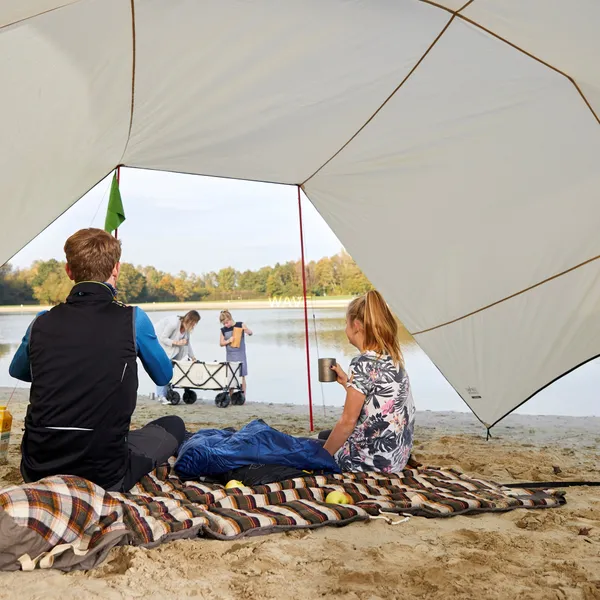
(112, 262), (121, 281)
(65, 263), (75, 281)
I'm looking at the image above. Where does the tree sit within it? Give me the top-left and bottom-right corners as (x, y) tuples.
(337, 251), (372, 295)
(315, 258), (337, 295)
(204, 271), (218, 291)
(0, 248), (373, 305)
(118, 263), (146, 303)
(28, 260), (72, 305)
(189, 274), (210, 300)
(252, 267), (271, 294)
(0, 264), (34, 304)
(32, 270), (72, 305)
(31, 259), (65, 289)
(266, 271), (285, 297)
(156, 274), (176, 301)
(217, 267), (236, 292)
(305, 261), (320, 297)
(173, 271), (195, 302)
(279, 261), (302, 296)
(237, 270), (257, 292)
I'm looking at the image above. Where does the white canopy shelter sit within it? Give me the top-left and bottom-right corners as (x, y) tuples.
(2, 0), (599, 428)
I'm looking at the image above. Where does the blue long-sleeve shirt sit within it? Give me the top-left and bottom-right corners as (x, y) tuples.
(9, 307), (172, 386)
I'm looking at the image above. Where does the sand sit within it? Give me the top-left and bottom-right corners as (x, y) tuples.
(0, 297), (351, 315)
(1, 388), (599, 599)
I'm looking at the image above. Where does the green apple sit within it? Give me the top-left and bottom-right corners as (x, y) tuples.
(225, 479), (244, 490)
(325, 490), (352, 504)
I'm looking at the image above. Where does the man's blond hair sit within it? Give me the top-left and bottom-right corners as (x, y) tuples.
(64, 228), (122, 283)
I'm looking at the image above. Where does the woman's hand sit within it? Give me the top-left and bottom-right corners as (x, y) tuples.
(173, 339), (187, 347)
(331, 363), (349, 387)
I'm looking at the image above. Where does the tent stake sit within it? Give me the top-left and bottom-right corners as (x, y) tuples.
(297, 186), (314, 432)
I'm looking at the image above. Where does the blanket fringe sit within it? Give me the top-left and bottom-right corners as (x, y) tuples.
(370, 513), (411, 526)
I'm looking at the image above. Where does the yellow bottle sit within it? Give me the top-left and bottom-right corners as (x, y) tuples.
(0, 406), (13, 465)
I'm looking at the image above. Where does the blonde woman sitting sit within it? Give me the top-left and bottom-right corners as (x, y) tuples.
(325, 290), (415, 473)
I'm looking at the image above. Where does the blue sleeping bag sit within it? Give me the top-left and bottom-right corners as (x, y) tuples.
(175, 419), (340, 479)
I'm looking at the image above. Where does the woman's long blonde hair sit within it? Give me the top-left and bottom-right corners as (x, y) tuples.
(347, 290), (403, 365)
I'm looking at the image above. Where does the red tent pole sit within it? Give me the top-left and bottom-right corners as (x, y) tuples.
(297, 186), (314, 432)
(115, 166), (120, 240)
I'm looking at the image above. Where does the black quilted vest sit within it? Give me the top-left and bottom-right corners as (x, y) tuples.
(21, 282), (138, 489)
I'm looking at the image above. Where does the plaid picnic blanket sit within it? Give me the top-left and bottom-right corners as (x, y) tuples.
(0, 476), (129, 571)
(0, 461), (566, 571)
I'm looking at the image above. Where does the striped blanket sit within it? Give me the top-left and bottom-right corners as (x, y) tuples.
(0, 461), (566, 571)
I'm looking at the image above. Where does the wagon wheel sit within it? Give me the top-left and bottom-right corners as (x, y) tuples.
(214, 391), (231, 408)
(166, 389), (181, 405)
(230, 390), (246, 406)
(183, 389), (197, 405)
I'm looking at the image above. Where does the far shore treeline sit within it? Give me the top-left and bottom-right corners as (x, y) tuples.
(0, 251), (372, 305)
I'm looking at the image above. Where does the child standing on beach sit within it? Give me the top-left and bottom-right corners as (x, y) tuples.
(219, 310), (252, 397)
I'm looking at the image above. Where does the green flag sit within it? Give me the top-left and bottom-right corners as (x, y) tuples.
(104, 173), (125, 233)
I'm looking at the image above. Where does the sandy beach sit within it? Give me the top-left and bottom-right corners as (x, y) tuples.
(0, 297), (351, 315)
(0, 388), (599, 599)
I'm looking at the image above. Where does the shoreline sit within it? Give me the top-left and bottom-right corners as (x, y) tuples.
(2, 387), (600, 448)
(0, 297), (351, 315)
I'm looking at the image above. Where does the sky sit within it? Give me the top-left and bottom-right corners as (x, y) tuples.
(10, 168), (343, 274)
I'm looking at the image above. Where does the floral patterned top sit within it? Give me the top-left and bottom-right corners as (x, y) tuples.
(335, 351), (415, 473)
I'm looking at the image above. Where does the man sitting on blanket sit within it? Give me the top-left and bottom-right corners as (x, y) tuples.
(9, 228), (186, 492)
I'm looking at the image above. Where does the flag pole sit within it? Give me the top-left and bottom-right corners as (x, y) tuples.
(114, 166), (120, 240)
(297, 185), (314, 432)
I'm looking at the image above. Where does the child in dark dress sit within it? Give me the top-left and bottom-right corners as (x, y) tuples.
(219, 310), (253, 396)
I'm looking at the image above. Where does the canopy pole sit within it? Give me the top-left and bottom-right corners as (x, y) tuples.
(297, 185), (314, 432)
(114, 166), (121, 240)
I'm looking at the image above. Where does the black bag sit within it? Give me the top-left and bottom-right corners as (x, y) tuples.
(216, 463), (310, 486)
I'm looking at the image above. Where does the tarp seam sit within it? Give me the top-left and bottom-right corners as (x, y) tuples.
(122, 165), (297, 187)
(0, 1), (83, 30)
(411, 252), (600, 335)
(299, 183), (489, 428)
(420, 0), (600, 126)
(119, 0), (137, 165)
(300, 7), (463, 186)
(302, 0), (598, 188)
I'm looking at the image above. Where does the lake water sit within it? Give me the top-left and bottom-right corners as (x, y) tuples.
(0, 308), (599, 417)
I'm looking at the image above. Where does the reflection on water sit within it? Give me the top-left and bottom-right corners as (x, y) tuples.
(0, 308), (598, 417)
(259, 314), (417, 355)
(0, 344), (12, 361)
(260, 323), (350, 352)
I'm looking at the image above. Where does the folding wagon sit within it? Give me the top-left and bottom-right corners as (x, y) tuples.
(166, 360), (245, 408)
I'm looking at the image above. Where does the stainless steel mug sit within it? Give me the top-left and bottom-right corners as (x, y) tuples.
(318, 358), (337, 383)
